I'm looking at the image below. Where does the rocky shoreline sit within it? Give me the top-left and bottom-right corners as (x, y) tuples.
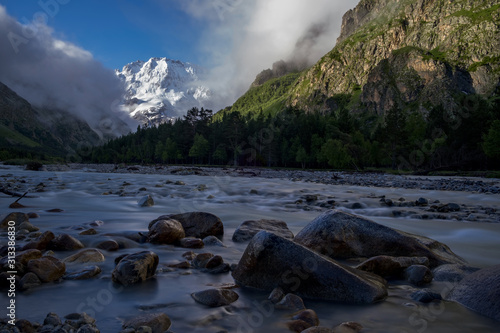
(43, 164), (500, 194)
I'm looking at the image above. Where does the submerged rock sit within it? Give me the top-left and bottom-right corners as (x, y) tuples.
(63, 249), (105, 263)
(232, 219), (294, 242)
(64, 265), (102, 280)
(405, 265), (433, 286)
(191, 288), (239, 307)
(112, 251), (159, 286)
(232, 231), (387, 304)
(294, 210), (465, 267)
(138, 194), (155, 207)
(150, 212), (223, 239)
(447, 264), (500, 321)
(123, 313), (171, 333)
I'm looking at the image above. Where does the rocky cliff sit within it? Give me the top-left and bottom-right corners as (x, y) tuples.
(287, 0), (500, 114)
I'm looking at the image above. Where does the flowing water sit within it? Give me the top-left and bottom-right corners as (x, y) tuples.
(1, 165), (499, 332)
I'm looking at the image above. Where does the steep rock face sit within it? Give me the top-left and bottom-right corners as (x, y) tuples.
(116, 57), (213, 126)
(288, 0), (500, 113)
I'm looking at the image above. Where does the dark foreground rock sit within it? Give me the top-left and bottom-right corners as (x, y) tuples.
(112, 251), (159, 286)
(27, 256), (66, 283)
(294, 210), (465, 267)
(123, 313), (171, 333)
(447, 264), (500, 321)
(147, 219), (185, 244)
(232, 231), (387, 304)
(150, 212), (223, 239)
(232, 219), (294, 242)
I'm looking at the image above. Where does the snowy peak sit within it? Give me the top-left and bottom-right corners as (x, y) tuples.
(116, 57), (213, 126)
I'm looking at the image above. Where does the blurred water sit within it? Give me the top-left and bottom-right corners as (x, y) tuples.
(1, 166), (499, 332)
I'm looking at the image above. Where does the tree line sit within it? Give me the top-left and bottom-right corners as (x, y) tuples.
(86, 95), (500, 171)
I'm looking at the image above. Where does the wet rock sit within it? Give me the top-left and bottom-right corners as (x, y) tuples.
(18, 221), (39, 232)
(44, 312), (62, 326)
(27, 212), (40, 219)
(19, 272), (42, 290)
(411, 289), (442, 303)
(276, 294), (306, 311)
(182, 251), (197, 260)
(27, 256), (66, 282)
(356, 255), (429, 279)
(64, 265), (102, 280)
(269, 287), (285, 303)
(49, 233), (85, 251)
(167, 261), (191, 269)
(123, 313), (171, 333)
(438, 203), (461, 213)
(294, 210), (465, 268)
(179, 237), (204, 249)
(432, 264), (480, 282)
(292, 309), (319, 327)
(139, 194), (154, 207)
(0, 249), (42, 274)
(205, 255), (224, 269)
(192, 253), (214, 268)
(64, 312), (97, 330)
(147, 219), (185, 245)
(14, 319), (36, 333)
(405, 265), (433, 286)
(232, 231), (387, 304)
(191, 288), (239, 307)
(63, 249), (105, 263)
(232, 219), (294, 242)
(112, 251), (159, 286)
(287, 319), (313, 332)
(203, 236), (225, 247)
(0, 212), (29, 228)
(79, 228), (98, 235)
(151, 212), (223, 239)
(447, 264), (500, 321)
(416, 197), (429, 206)
(301, 327), (334, 333)
(96, 240), (120, 251)
(351, 202), (363, 209)
(174, 180), (185, 185)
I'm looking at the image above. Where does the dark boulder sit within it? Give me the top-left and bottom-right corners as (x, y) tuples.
(49, 234), (85, 251)
(232, 231), (387, 304)
(191, 288), (239, 307)
(150, 212), (223, 239)
(147, 219), (185, 244)
(294, 210), (465, 267)
(356, 255), (429, 279)
(27, 256), (66, 283)
(112, 251), (159, 286)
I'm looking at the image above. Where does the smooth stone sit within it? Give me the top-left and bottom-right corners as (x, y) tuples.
(332, 322), (363, 333)
(192, 253), (214, 268)
(139, 194), (154, 207)
(191, 288), (239, 307)
(96, 240), (120, 251)
(232, 219), (294, 242)
(49, 233), (85, 251)
(27, 256), (66, 282)
(286, 319), (313, 332)
(19, 272), (42, 290)
(63, 249), (105, 263)
(112, 250), (159, 286)
(22, 231), (55, 251)
(447, 264), (500, 321)
(18, 221), (39, 232)
(123, 313), (171, 333)
(44, 312), (62, 326)
(405, 265), (433, 285)
(292, 309), (319, 327)
(301, 327), (333, 333)
(179, 237), (204, 249)
(276, 293), (306, 311)
(64, 265), (102, 280)
(294, 210), (465, 268)
(80, 228), (98, 235)
(0, 212), (29, 228)
(147, 219), (185, 244)
(202, 236), (225, 247)
(150, 212), (223, 239)
(0, 249), (42, 275)
(232, 231), (387, 304)
(356, 255), (429, 279)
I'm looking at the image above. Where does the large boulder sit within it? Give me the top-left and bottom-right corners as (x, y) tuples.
(294, 210), (465, 267)
(150, 212), (223, 239)
(232, 231), (387, 304)
(147, 219), (185, 244)
(232, 219), (294, 242)
(447, 264), (500, 321)
(112, 251), (159, 286)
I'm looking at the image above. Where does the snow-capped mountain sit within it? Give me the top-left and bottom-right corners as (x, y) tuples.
(116, 57), (213, 126)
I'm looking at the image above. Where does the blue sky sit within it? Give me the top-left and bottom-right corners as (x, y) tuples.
(0, 0), (208, 69)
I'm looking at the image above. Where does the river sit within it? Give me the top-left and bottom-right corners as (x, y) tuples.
(1, 165), (499, 332)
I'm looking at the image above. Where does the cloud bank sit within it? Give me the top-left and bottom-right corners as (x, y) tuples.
(178, 0), (359, 109)
(0, 5), (135, 137)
